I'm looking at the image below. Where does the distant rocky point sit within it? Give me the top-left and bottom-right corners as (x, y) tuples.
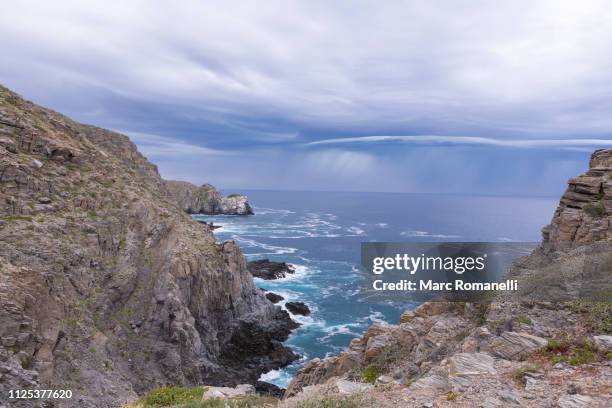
(164, 179), (254, 215)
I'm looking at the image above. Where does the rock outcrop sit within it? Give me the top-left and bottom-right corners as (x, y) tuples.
(282, 149), (612, 407)
(542, 149), (611, 244)
(248, 259), (296, 280)
(285, 302), (311, 316)
(0, 85), (293, 408)
(164, 180), (253, 215)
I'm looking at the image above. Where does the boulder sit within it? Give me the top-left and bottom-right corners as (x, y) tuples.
(448, 352), (496, 375)
(593, 335), (612, 352)
(202, 384), (255, 400)
(286, 302), (311, 316)
(255, 381), (285, 398)
(490, 332), (547, 360)
(333, 379), (373, 394)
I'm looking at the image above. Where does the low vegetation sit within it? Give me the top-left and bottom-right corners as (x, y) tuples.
(293, 394), (368, 408)
(137, 386), (206, 407)
(539, 338), (608, 366)
(570, 300), (612, 334)
(128, 386), (278, 408)
(360, 366), (383, 384)
(511, 365), (540, 386)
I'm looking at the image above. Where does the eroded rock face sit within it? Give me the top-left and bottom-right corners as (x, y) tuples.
(543, 149), (611, 244)
(164, 180), (253, 215)
(0, 85), (290, 408)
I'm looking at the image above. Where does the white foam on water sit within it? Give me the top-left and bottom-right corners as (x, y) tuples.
(317, 323), (362, 342)
(232, 236), (298, 255)
(253, 207), (295, 215)
(367, 310), (387, 324)
(347, 226), (366, 235)
(259, 369), (281, 382)
(400, 230), (460, 239)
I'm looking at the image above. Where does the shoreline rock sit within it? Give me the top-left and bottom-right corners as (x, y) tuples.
(248, 259), (296, 280)
(266, 292), (285, 304)
(286, 302), (311, 316)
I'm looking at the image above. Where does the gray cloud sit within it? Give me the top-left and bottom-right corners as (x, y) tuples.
(2, 0), (612, 136)
(0, 0), (610, 195)
(306, 135), (612, 148)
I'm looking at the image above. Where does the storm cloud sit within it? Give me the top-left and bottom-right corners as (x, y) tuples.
(1, 0), (611, 194)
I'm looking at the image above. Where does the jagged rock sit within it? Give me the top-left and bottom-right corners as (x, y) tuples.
(286, 302), (311, 316)
(490, 332), (547, 360)
(557, 394), (594, 408)
(266, 292), (284, 304)
(248, 259), (295, 280)
(255, 381), (285, 398)
(164, 180), (253, 215)
(543, 149), (611, 244)
(202, 384), (255, 399)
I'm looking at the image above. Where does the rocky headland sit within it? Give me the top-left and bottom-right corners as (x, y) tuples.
(0, 85), (295, 408)
(164, 180), (253, 215)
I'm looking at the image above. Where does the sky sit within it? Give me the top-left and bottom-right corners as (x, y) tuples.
(1, 0), (611, 195)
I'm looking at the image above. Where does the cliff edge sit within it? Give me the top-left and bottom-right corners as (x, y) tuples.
(0, 85), (294, 408)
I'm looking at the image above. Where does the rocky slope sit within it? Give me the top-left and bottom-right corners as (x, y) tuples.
(282, 149), (612, 407)
(0, 85), (296, 408)
(164, 180), (253, 215)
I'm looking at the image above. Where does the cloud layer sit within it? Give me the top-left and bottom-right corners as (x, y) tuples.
(0, 1), (611, 194)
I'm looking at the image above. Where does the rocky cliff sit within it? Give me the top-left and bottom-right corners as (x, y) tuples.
(0, 85), (295, 408)
(542, 149), (611, 244)
(164, 180), (253, 215)
(282, 149), (612, 408)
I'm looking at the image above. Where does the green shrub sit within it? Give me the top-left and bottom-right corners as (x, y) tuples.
(583, 201), (605, 217)
(446, 391), (457, 401)
(361, 366), (383, 384)
(139, 386), (205, 407)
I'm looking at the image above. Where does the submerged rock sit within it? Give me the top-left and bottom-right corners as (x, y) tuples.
(286, 302), (311, 316)
(248, 259), (295, 280)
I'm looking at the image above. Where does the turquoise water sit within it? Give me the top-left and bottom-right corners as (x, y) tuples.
(194, 190), (557, 387)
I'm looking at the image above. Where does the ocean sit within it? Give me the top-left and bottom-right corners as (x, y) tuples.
(193, 190), (558, 387)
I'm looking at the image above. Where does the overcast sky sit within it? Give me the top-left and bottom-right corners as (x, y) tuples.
(1, 0), (611, 195)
